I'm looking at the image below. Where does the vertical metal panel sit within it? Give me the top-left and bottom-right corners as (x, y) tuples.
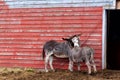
(0, 1), (102, 69)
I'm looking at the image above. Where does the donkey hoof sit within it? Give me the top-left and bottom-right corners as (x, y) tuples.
(88, 73), (91, 75)
(88, 72), (92, 75)
(94, 71), (97, 73)
(52, 69), (55, 72)
(45, 70), (49, 72)
(69, 69), (73, 72)
(78, 69), (81, 72)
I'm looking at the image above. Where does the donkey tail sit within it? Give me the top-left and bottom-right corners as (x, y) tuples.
(42, 49), (45, 60)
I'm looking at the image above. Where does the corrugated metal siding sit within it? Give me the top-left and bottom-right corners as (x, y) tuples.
(0, 1), (102, 70)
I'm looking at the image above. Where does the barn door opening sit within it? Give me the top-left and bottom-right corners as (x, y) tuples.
(107, 10), (120, 70)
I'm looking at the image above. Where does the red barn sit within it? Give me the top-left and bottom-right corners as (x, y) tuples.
(0, 0), (118, 70)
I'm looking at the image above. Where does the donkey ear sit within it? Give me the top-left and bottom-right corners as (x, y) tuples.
(62, 38), (69, 41)
(76, 34), (82, 37)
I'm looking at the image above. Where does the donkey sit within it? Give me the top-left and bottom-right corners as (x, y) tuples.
(63, 38), (97, 74)
(42, 34), (81, 72)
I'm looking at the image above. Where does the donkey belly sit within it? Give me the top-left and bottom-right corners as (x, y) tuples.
(53, 45), (68, 58)
(72, 55), (83, 62)
(54, 54), (68, 58)
(53, 50), (68, 58)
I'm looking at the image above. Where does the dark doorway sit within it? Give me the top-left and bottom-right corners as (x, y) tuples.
(107, 10), (120, 70)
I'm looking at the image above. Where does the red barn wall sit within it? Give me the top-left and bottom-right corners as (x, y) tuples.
(0, 1), (102, 70)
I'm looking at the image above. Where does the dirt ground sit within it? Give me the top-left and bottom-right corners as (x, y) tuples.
(0, 68), (120, 80)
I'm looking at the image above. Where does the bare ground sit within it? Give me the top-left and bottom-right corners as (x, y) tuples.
(0, 68), (120, 80)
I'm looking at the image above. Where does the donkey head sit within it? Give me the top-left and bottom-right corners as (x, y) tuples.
(62, 37), (74, 48)
(62, 34), (81, 48)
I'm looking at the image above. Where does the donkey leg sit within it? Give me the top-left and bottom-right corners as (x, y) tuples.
(68, 60), (73, 72)
(86, 61), (91, 74)
(91, 60), (97, 73)
(45, 51), (54, 72)
(77, 63), (81, 71)
(45, 55), (49, 72)
(49, 56), (55, 72)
